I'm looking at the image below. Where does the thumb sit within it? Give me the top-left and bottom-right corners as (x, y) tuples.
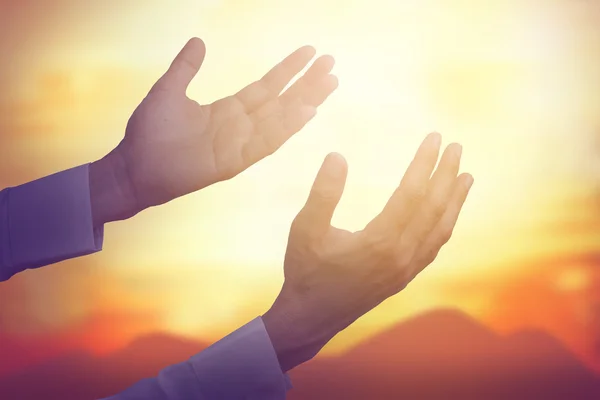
(152, 37), (206, 94)
(296, 153), (348, 235)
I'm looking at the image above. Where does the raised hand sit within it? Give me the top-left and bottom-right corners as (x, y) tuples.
(262, 133), (474, 372)
(90, 37), (338, 225)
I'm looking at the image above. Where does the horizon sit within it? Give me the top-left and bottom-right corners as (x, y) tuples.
(1, 306), (599, 399)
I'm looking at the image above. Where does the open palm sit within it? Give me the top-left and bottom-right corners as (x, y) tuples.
(108, 37), (338, 211)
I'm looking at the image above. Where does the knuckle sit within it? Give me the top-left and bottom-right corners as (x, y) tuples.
(439, 226), (453, 244)
(412, 228), (429, 246)
(312, 189), (337, 205)
(286, 237), (321, 265)
(394, 251), (413, 271)
(418, 248), (438, 267)
(428, 248), (441, 264)
(372, 255), (394, 276)
(290, 219), (310, 242)
(393, 242), (417, 273)
(369, 260), (397, 291)
(291, 214), (310, 234)
(391, 267), (412, 293)
(365, 234), (392, 257)
(427, 196), (447, 218)
(178, 55), (198, 72)
(372, 270), (393, 293)
(405, 182), (427, 204)
(290, 214), (326, 246)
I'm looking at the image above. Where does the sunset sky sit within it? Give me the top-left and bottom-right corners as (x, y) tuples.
(1, 0), (599, 375)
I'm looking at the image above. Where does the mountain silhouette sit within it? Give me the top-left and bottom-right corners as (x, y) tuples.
(0, 333), (208, 400)
(0, 309), (598, 400)
(108, 333), (207, 371)
(288, 309), (600, 400)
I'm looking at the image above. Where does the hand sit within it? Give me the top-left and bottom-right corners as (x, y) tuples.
(262, 132), (474, 372)
(90, 38), (338, 225)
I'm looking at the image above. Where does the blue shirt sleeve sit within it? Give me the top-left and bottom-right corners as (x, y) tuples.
(0, 164), (103, 281)
(102, 317), (291, 400)
(0, 167), (292, 397)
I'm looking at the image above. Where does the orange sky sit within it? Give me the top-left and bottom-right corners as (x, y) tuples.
(0, 0), (599, 374)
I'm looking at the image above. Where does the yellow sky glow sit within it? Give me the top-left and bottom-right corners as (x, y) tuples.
(3, 0), (599, 353)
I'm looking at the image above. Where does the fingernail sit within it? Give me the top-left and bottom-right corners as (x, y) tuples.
(465, 175), (474, 190)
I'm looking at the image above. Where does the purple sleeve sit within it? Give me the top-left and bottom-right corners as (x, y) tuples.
(0, 164), (103, 281)
(103, 317), (292, 400)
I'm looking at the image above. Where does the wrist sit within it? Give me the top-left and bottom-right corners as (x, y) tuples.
(89, 150), (139, 226)
(262, 292), (336, 372)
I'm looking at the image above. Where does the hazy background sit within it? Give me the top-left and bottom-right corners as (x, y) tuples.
(0, 0), (599, 385)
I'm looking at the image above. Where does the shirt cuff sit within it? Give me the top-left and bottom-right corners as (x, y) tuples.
(188, 316), (292, 399)
(4, 164), (103, 279)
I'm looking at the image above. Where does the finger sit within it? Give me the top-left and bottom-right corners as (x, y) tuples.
(279, 55), (336, 106)
(295, 153), (348, 236)
(398, 142), (463, 254)
(241, 99), (317, 166)
(152, 37), (206, 94)
(412, 173), (474, 274)
(250, 74), (336, 123)
(301, 74), (339, 108)
(369, 132), (442, 231)
(234, 45), (316, 113)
